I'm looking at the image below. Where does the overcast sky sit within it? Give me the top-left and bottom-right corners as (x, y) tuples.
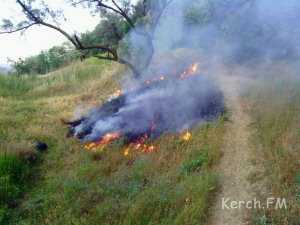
(0, 0), (100, 65)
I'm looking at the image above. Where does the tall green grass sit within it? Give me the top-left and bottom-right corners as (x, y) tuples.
(0, 75), (38, 97)
(0, 153), (31, 224)
(0, 58), (116, 98)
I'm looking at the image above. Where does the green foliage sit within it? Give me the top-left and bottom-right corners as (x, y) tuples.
(81, 13), (129, 54)
(12, 44), (80, 75)
(181, 145), (209, 175)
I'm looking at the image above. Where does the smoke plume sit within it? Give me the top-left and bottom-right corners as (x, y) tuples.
(70, 0), (300, 143)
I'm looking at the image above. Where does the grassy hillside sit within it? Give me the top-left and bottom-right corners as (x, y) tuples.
(243, 65), (300, 225)
(0, 58), (226, 225)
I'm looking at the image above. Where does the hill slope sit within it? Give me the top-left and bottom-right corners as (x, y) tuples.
(0, 59), (226, 225)
(1, 59), (298, 225)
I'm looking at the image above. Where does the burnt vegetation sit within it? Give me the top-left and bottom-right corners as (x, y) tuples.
(66, 72), (224, 144)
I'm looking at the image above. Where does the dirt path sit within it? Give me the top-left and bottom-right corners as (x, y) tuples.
(209, 75), (255, 225)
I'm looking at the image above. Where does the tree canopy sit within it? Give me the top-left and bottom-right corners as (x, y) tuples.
(1, 0), (172, 77)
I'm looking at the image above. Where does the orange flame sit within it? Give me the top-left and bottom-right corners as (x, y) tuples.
(145, 75), (166, 85)
(134, 143), (157, 153)
(84, 132), (121, 151)
(180, 63), (200, 80)
(144, 63), (200, 85)
(124, 147), (130, 156)
(85, 132), (157, 154)
(124, 134), (158, 154)
(113, 89), (122, 98)
(182, 130), (192, 141)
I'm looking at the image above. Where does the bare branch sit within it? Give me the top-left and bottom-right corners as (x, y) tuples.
(0, 22), (37, 34)
(111, 0), (135, 28)
(94, 55), (116, 61)
(14, 0), (78, 47)
(110, 0), (124, 13)
(95, 0), (123, 15)
(71, 0), (89, 6)
(92, 0), (135, 28)
(74, 34), (83, 49)
(16, 0), (41, 22)
(41, 21), (80, 48)
(80, 44), (118, 58)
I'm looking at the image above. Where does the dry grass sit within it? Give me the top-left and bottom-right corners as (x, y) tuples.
(0, 58), (226, 225)
(243, 66), (300, 225)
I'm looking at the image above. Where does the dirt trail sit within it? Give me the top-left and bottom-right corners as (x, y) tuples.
(209, 75), (255, 225)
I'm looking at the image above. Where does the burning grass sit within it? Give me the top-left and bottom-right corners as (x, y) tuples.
(67, 62), (224, 156)
(0, 58), (227, 225)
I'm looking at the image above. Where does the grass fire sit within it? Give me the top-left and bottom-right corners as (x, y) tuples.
(66, 62), (224, 153)
(1, 0), (300, 224)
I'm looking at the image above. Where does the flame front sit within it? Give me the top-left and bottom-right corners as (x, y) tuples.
(85, 131), (157, 154)
(133, 143), (157, 153)
(84, 63), (199, 153)
(85, 132), (121, 151)
(131, 134), (158, 153)
(144, 62), (200, 85)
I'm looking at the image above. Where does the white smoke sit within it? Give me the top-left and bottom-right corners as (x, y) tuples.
(72, 0), (300, 142)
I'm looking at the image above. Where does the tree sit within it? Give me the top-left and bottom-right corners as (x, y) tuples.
(10, 43), (80, 75)
(0, 0), (172, 78)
